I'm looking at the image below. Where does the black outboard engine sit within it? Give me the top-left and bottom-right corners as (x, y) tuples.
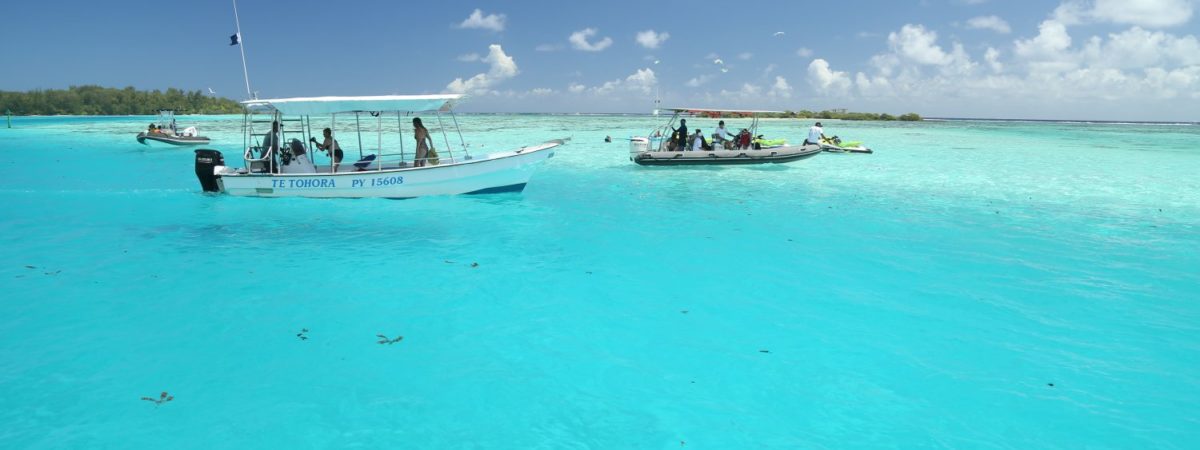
(194, 149), (225, 192)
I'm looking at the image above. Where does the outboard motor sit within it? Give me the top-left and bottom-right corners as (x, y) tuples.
(194, 149), (225, 192)
(629, 137), (649, 161)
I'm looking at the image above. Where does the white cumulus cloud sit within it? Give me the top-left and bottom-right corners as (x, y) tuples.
(804, 18), (1200, 120)
(685, 75), (712, 87)
(636, 30), (670, 49)
(445, 44), (519, 95)
(985, 47), (1003, 72)
(570, 28), (613, 52)
(1054, 0), (1194, 28)
(593, 68), (658, 95)
(966, 15), (1012, 34)
(807, 59), (852, 94)
(770, 76), (793, 98)
(888, 24), (952, 65)
(457, 9), (505, 32)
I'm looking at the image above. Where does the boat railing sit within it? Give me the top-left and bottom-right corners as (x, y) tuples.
(646, 124), (675, 151)
(238, 106), (478, 174)
(243, 145), (275, 173)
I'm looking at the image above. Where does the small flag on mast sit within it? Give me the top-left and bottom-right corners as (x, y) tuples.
(229, 33), (240, 46)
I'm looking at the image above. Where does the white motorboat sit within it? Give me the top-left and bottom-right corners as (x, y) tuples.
(628, 107), (821, 166)
(137, 110), (210, 146)
(193, 94), (560, 198)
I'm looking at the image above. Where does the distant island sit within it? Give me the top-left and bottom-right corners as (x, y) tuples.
(773, 110), (921, 121)
(675, 108), (921, 121)
(0, 85), (244, 115)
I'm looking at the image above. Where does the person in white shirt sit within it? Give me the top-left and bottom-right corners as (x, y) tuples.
(691, 129), (708, 151)
(714, 120), (734, 146)
(804, 122), (827, 146)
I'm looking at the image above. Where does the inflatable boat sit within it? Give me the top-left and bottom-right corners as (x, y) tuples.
(631, 142), (822, 165)
(629, 107), (823, 166)
(137, 131), (211, 146)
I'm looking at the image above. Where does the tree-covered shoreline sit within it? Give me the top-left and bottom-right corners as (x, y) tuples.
(0, 85), (244, 115)
(779, 110), (922, 121)
(673, 109), (922, 121)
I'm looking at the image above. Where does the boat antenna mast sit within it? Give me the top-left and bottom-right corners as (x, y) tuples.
(232, 0), (254, 100)
(653, 87), (662, 115)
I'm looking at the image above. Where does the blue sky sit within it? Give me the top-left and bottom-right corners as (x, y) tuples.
(2, 0), (1198, 120)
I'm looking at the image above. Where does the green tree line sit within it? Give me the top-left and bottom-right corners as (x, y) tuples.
(0, 85), (244, 115)
(762, 110), (922, 121)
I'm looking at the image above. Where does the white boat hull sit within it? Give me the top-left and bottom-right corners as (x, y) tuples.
(821, 144), (873, 154)
(137, 132), (210, 146)
(629, 138), (822, 165)
(210, 142), (559, 198)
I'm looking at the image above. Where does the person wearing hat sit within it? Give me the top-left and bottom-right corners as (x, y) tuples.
(804, 121), (828, 146)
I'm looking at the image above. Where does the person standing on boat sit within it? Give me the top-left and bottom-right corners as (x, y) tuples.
(413, 117), (433, 167)
(261, 121), (280, 172)
(672, 119), (688, 152)
(311, 128), (344, 172)
(804, 122), (828, 146)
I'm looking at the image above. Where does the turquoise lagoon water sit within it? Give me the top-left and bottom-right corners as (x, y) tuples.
(0, 115), (1197, 448)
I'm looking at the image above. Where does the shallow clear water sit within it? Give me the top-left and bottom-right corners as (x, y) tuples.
(1, 115), (1197, 448)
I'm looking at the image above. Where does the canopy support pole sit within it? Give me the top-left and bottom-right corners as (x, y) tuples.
(330, 113), (337, 173)
(449, 108), (468, 158)
(434, 110), (452, 163)
(355, 112), (363, 160)
(376, 112), (383, 171)
(397, 112), (406, 167)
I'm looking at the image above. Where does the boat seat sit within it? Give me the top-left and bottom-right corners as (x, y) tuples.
(249, 160), (271, 173)
(353, 154), (377, 170)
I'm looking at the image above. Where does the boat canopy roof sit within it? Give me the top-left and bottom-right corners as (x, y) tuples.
(665, 107), (785, 114)
(242, 94), (464, 115)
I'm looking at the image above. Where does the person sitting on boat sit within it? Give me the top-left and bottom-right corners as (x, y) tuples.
(736, 129), (752, 149)
(672, 119), (688, 151)
(690, 129), (710, 151)
(714, 120), (735, 147)
(311, 128), (344, 172)
(147, 123), (159, 134)
(413, 117), (434, 167)
(804, 122), (828, 146)
(665, 132), (679, 151)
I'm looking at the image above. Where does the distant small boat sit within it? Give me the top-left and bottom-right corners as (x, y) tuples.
(629, 107), (822, 166)
(137, 132), (211, 146)
(137, 110), (210, 146)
